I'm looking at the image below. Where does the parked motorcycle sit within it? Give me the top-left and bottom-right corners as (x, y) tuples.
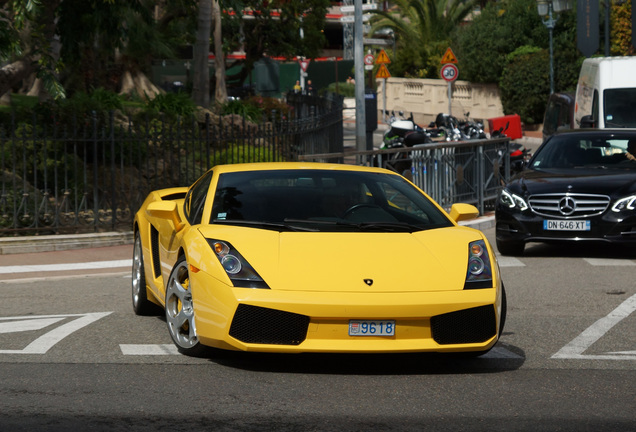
(491, 121), (530, 179)
(379, 111), (432, 175)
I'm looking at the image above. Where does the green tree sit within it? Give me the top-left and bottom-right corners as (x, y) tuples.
(222, 0), (330, 86)
(454, 0), (546, 84)
(0, 1), (195, 99)
(611, 0), (634, 55)
(499, 47), (548, 124)
(0, 0), (64, 98)
(368, 0), (477, 78)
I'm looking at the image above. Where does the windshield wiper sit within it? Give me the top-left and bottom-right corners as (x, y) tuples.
(212, 219), (318, 232)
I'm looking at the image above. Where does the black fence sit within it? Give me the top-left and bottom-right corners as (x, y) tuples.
(0, 93), (343, 235)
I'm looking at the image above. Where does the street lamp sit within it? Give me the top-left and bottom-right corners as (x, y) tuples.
(537, 0), (572, 94)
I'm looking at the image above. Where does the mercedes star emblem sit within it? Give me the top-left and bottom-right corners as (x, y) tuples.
(559, 196), (576, 215)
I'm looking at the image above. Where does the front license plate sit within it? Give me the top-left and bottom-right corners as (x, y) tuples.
(348, 320), (395, 336)
(543, 219), (590, 231)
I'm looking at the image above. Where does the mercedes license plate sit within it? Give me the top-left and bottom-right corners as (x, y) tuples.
(349, 320), (395, 336)
(543, 220), (590, 231)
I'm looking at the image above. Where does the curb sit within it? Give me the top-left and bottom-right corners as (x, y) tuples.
(459, 215), (495, 232)
(0, 231), (134, 255)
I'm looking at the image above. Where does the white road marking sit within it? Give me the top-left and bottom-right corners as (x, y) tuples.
(496, 256), (525, 267)
(584, 258), (636, 266)
(0, 260), (132, 274)
(552, 293), (636, 360)
(120, 344), (180, 355)
(0, 317), (65, 334)
(0, 312), (112, 354)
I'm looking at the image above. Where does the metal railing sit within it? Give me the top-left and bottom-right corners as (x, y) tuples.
(300, 137), (511, 214)
(1, 94), (343, 235)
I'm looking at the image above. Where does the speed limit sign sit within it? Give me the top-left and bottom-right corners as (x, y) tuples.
(440, 63), (459, 82)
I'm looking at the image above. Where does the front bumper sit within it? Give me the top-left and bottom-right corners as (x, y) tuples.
(496, 207), (636, 245)
(190, 270), (503, 354)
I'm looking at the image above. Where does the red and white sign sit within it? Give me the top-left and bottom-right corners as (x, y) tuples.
(298, 59), (310, 72)
(440, 63), (458, 82)
(364, 54), (375, 65)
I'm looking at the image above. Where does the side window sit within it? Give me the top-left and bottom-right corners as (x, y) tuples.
(185, 171), (213, 225)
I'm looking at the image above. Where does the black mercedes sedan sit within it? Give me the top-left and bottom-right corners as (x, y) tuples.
(495, 129), (636, 255)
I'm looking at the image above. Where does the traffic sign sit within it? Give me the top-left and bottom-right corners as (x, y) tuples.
(441, 47), (458, 64)
(364, 54), (375, 65)
(440, 63), (458, 82)
(298, 59), (310, 72)
(376, 64), (391, 79)
(375, 49), (391, 65)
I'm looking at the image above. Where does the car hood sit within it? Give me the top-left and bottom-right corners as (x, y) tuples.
(509, 169), (636, 196)
(198, 225), (484, 293)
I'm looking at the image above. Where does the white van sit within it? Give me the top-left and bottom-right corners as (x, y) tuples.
(574, 56), (636, 128)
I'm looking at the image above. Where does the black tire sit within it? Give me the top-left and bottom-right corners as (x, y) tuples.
(165, 255), (209, 357)
(132, 232), (159, 316)
(496, 238), (524, 256)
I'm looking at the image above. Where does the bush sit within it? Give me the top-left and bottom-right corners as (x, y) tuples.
(221, 96), (291, 122)
(143, 92), (196, 119)
(212, 143), (277, 165)
(324, 82), (355, 97)
(499, 48), (549, 124)
(221, 99), (263, 122)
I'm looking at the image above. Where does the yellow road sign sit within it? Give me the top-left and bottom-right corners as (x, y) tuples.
(440, 47), (458, 64)
(376, 63), (391, 79)
(375, 49), (391, 65)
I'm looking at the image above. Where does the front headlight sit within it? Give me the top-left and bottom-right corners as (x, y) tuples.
(611, 195), (636, 212)
(207, 239), (269, 289)
(499, 189), (528, 211)
(464, 240), (493, 290)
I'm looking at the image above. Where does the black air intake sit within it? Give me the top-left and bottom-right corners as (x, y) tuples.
(229, 304), (310, 345)
(431, 305), (496, 344)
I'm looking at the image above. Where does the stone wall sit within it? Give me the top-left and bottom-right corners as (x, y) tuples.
(375, 77), (504, 127)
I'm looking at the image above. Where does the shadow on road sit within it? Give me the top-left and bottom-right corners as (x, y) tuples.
(203, 342), (525, 375)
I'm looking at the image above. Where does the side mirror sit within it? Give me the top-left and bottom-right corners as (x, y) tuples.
(147, 201), (185, 232)
(448, 203), (479, 223)
(580, 115), (596, 128)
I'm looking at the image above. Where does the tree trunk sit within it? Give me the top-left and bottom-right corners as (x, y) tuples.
(0, 58), (36, 97)
(212, 0), (227, 105)
(119, 70), (162, 98)
(193, 0), (212, 108)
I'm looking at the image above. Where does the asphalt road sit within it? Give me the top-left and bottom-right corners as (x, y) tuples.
(1, 226), (635, 431)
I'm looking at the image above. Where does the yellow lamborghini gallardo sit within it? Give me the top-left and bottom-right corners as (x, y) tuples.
(132, 162), (506, 356)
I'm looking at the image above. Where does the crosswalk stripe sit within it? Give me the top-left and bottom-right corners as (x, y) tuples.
(120, 344), (180, 355)
(496, 256), (525, 267)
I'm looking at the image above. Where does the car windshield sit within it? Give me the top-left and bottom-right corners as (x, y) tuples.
(528, 134), (636, 170)
(209, 169), (453, 232)
(604, 88), (636, 128)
